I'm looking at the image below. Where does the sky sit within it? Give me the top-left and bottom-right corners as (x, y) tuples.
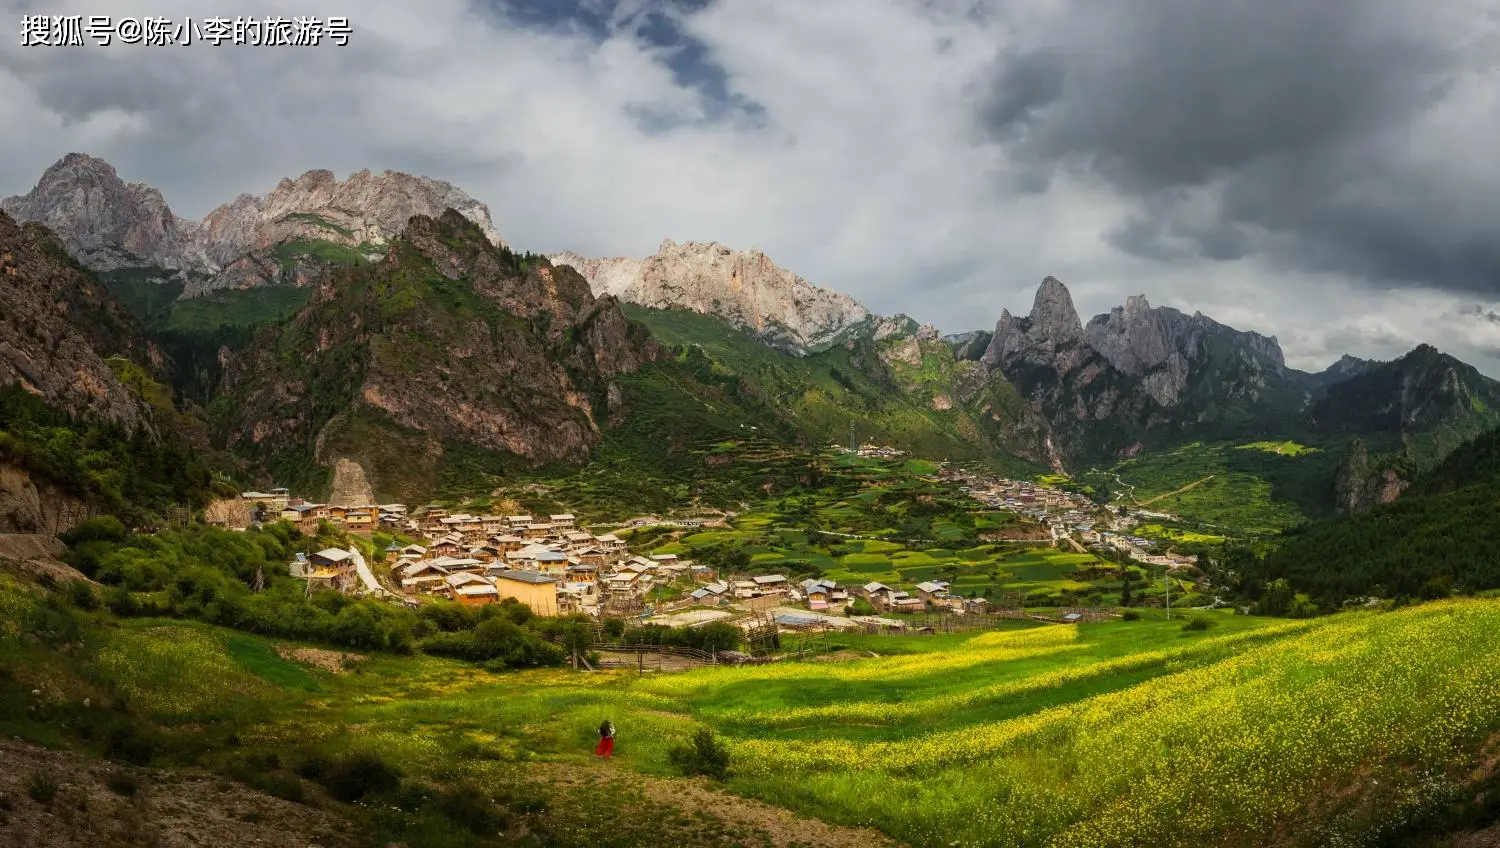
(2, 0), (1500, 374)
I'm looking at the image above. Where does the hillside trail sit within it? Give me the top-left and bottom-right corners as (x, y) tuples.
(1137, 474), (1214, 506)
(532, 760), (906, 848)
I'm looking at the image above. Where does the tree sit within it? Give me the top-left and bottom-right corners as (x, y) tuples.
(667, 729), (731, 780)
(696, 621), (742, 653)
(1120, 572), (1133, 607)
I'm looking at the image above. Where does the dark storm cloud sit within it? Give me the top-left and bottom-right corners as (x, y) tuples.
(981, 0), (1500, 295)
(981, 49), (1064, 136)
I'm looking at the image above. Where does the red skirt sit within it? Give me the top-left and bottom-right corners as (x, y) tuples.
(595, 736), (615, 757)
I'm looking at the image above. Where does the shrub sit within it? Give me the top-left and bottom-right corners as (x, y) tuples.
(1121, 610), (1141, 621)
(25, 772), (59, 804)
(60, 516), (127, 546)
(104, 771), (139, 797)
(433, 782), (509, 835)
(104, 720), (161, 766)
(293, 752), (332, 780)
(316, 752), (401, 802)
(64, 579), (100, 610)
(667, 729), (731, 781)
(1181, 617), (1214, 632)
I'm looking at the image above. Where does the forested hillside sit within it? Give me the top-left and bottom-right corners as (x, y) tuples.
(1244, 426), (1500, 606)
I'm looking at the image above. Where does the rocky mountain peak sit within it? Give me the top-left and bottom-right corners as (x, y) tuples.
(551, 240), (871, 355)
(1, 153), (187, 272)
(4, 154), (506, 298)
(983, 277), (1089, 373)
(1031, 276), (1084, 344)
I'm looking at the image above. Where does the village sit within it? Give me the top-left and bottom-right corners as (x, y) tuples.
(938, 465), (1201, 571)
(229, 456), (1200, 644)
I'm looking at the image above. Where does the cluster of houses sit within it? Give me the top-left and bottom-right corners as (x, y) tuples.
(833, 442), (908, 459)
(254, 480), (1037, 625)
(946, 471), (1099, 527)
(386, 510), (723, 616)
(854, 580), (988, 614)
(238, 488), (410, 536)
(942, 468), (1199, 569)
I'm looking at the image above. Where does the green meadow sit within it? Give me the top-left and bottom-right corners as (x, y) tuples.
(10, 576), (1500, 847)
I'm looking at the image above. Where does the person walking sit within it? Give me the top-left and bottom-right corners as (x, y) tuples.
(595, 719), (616, 758)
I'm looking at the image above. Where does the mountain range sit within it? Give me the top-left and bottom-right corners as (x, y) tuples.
(1, 153), (504, 297)
(4, 153), (1498, 518)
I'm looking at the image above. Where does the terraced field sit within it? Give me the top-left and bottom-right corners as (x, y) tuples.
(632, 452), (1133, 604)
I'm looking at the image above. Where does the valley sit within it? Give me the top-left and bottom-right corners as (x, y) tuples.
(6, 150), (1500, 848)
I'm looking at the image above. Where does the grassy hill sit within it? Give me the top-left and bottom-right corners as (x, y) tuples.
(8, 565), (1500, 847)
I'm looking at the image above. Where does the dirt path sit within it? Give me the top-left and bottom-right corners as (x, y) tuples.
(533, 761), (906, 848)
(1138, 475), (1214, 507)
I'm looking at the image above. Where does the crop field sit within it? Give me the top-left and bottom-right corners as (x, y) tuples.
(634, 461), (1133, 604)
(268, 600), (1500, 847)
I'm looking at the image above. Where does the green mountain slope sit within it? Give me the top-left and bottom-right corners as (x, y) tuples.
(624, 306), (1051, 474)
(1309, 344), (1500, 465)
(1247, 425), (1500, 606)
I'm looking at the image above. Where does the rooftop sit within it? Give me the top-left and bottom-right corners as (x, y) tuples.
(496, 569), (559, 585)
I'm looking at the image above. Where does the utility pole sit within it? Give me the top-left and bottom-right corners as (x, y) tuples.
(1165, 566), (1172, 620)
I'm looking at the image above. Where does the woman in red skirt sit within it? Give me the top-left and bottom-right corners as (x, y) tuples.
(595, 719), (616, 758)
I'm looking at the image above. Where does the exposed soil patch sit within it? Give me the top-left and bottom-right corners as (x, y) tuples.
(274, 645), (367, 674)
(0, 739), (358, 848)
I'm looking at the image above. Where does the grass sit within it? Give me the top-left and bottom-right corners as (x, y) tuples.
(11, 570), (1500, 846)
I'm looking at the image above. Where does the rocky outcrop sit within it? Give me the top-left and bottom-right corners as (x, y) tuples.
(983, 277), (1092, 376)
(552, 240), (871, 354)
(1332, 436), (1411, 515)
(2, 154), (505, 297)
(203, 497), (252, 529)
(980, 276), (1308, 464)
(0, 462), (92, 535)
(327, 458), (375, 507)
(1081, 294), (1286, 408)
(0, 210), (151, 430)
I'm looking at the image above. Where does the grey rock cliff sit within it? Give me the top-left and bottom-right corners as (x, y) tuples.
(1081, 294), (1286, 407)
(2, 154), (506, 297)
(552, 240), (871, 354)
(982, 277), (1090, 375)
(980, 276), (1307, 463)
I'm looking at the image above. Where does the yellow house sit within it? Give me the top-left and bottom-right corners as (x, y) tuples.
(494, 570), (560, 617)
